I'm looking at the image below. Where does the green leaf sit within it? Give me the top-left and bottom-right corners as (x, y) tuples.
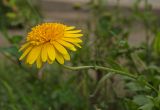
(139, 103), (154, 110)
(0, 46), (20, 58)
(124, 99), (139, 110)
(110, 27), (123, 36)
(153, 31), (160, 55)
(126, 82), (144, 92)
(118, 40), (129, 48)
(96, 13), (112, 38)
(6, 12), (17, 19)
(133, 95), (150, 106)
(10, 35), (23, 44)
(1, 80), (18, 110)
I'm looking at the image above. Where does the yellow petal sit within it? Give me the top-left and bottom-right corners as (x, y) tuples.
(26, 45), (42, 64)
(64, 33), (83, 38)
(65, 30), (81, 34)
(47, 58), (53, 64)
(52, 41), (68, 54)
(62, 38), (82, 43)
(65, 26), (75, 31)
(19, 42), (30, 52)
(47, 43), (55, 61)
(41, 43), (48, 62)
(63, 53), (70, 61)
(55, 51), (64, 64)
(73, 43), (82, 48)
(57, 40), (76, 51)
(19, 45), (33, 60)
(36, 55), (42, 68)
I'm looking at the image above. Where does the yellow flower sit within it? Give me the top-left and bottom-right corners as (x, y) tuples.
(19, 23), (83, 68)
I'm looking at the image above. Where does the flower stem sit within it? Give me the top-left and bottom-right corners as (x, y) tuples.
(63, 65), (137, 79)
(63, 65), (158, 93)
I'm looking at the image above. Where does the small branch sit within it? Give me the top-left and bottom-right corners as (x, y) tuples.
(63, 65), (158, 93)
(63, 65), (137, 79)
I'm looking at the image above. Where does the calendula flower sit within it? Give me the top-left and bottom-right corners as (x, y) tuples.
(19, 23), (83, 68)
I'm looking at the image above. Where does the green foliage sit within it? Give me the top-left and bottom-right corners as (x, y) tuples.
(0, 0), (160, 110)
(0, 62), (89, 110)
(153, 31), (160, 55)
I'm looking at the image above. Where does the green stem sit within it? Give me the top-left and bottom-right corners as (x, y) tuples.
(63, 65), (137, 79)
(63, 65), (158, 93)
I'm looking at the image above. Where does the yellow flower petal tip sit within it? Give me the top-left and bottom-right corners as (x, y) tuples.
(19, 23), (83, 68)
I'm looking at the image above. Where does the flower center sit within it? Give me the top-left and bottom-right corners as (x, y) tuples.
(27, 23), (66, 45)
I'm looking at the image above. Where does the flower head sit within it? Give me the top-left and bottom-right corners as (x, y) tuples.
(19, 23), (83, 68)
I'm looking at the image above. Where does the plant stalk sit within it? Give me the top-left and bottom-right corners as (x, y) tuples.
(63, 65), (158, 93)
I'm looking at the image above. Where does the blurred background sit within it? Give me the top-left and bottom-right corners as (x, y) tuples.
(0, 0), (160, 110)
